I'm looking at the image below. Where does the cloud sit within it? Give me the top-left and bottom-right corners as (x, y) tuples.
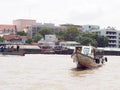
(67, 6), (104, 24)
(1, 0), (120, 28)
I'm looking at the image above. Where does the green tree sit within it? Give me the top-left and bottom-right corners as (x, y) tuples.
(0, 36), (3, 42)
(95, 35), (108, 47)
(77, 32), (108, 47)
(64, 26), (80, 41)
(32, 33), (42, 42)
(55, 30), (65, 40)
(77, 35), (97, 46)
(26, 38), (33, 44)
(17, 31), (27, 36)
(38, 27), (52, 37)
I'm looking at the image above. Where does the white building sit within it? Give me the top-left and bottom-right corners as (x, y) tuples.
(45, 35), (58, 42)
(38, 35), (58, 46)
(91, 27), (120, 48)
(28, 24), (67, 38)
(82, 25), (100, 32)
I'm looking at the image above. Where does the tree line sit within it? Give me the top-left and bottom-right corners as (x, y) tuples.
(0, 25), (108, 47)
(55, 26), (108, 47)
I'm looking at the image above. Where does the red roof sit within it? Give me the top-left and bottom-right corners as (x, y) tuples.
(3, 35), (28, 40)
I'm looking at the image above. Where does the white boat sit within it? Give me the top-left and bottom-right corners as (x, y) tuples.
(71, 46), (107, 69)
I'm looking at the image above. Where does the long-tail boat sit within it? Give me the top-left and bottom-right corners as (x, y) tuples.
(71, 46), (107, 69)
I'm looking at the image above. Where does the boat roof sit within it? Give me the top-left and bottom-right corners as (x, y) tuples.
(75, 46), (104, 51)
(18, 45), (40, 49)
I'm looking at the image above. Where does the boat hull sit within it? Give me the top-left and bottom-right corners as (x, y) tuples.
(1, 50), (25, 56)
(72, 53), (102, 68)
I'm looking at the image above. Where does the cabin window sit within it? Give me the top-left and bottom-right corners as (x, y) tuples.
(83, 48), (90, 55)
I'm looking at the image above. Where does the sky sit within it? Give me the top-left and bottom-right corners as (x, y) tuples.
(1, 0), (120, 29)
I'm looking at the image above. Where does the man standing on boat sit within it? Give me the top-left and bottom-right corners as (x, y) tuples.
(17, 45), (20, 52)
(76, 47), (82, 53)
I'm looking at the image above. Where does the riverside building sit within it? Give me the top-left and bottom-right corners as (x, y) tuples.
(91, 27), (120, 48)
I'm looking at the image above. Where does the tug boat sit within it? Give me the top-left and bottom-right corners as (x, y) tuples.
(71, 46), (107, 69)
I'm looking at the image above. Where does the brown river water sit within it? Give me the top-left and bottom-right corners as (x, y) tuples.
(0, 54), (120, 90)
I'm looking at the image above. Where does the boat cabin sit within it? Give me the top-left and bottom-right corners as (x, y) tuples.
(75, 46), (104, 59)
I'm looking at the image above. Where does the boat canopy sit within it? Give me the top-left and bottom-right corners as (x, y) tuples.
(75, 46), (104, 58)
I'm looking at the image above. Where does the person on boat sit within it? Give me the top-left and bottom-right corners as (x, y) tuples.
(76, 47), (82, 53)
(101, 59), (104, 64)
(0, 46), (4, 52)
(7, 46), (10, 52)
(10, 46), (14, 52)
(3, 46), (7, 52)
(16, 45), (20, 52)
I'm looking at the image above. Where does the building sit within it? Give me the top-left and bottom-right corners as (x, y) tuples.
(38, 35), (58, 46)
(28, 25), (39, 38)
(28, 24), (66, 38)
(3, 35), (27, 44)
(42, 23), (55, 27)
(82, 25), (100, 32)
(91, 27), (120, 48)
(13, 19), (36, 32)
(60, 24), (83, 31)
(45, 35), (58, 42)
(60, 24), (100, 32)
(0, 25), (17, 37)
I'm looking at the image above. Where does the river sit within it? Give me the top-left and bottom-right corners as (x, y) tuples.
(0, 54), (120, 90)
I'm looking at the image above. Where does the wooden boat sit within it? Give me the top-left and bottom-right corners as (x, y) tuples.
(39, 45), (74, 54)
(0, 44), (25, 56)
(20, 45), (41, 54)
(71, 46), (107, 69)
(53, 45), (74, 54)
(39, 45), (55, 54)
(2, 50), (25, 56)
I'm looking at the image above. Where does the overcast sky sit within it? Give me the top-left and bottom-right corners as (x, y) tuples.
(1, 0), (120, 29)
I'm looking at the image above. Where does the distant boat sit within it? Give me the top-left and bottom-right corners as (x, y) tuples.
(2, 51), (25, 56)
(39, 45), (55, 54)
(0, 44), (25, 56)
(53, 45), (74, 54)
(71, 46), (107, 69)
(39, 45), (74, 54)
(0, 43), (42, 55)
